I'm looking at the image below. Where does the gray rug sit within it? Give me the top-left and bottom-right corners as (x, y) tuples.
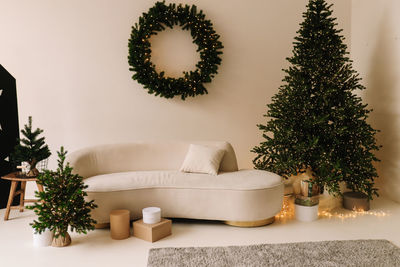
(147, 239), (400, 267)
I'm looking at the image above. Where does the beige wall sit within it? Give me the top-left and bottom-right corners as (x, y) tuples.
(351, 0), (400, 203)
(0, 0), (351, 196)
(3, 1), (397, 203)
(0, 0), (351, 169)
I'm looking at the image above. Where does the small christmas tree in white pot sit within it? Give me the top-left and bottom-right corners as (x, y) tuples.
(28, 147), (97, 247)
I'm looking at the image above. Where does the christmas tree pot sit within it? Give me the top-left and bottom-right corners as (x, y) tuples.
(343, 191), (370, 211)
(295, 204), (319, 222)
(33, 229), (53, 247)
(52, 232), (71, 247)
(295, 195), (319, 222)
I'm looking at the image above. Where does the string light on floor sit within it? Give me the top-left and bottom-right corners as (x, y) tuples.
(275, 194), (389, 222)
(319, 209), (389, 221)
(275, 195), (295, 221)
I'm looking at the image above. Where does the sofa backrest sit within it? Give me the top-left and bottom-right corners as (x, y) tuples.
(67, 141), (239, 178)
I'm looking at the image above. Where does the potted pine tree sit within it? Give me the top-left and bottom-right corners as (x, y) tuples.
(12, 116), (51, 177)
(28, 147), (97, 247)
(252, 0), (380, 209)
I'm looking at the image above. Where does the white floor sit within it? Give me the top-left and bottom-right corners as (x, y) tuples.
(0, 197), (399, 267)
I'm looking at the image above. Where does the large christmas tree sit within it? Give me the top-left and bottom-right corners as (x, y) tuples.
(252, 0), (380, 199)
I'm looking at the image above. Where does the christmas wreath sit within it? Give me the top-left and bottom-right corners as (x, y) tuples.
(128, 1), (223, 100)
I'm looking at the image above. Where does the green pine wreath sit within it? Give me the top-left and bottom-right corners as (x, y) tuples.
(128, 1), (223, 100)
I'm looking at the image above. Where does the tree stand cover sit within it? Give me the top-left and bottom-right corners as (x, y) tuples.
(51, 232), (71, 247)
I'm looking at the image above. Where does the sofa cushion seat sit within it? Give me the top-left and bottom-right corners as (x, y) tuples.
(84, 170), (282, 193)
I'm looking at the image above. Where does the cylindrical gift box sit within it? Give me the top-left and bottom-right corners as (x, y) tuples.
(33, 228), (53, 247)
(110, 209), (130, 240)
(142, 207), (161, 224)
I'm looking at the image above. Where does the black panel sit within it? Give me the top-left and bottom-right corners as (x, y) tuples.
(0, 64), (19, 208)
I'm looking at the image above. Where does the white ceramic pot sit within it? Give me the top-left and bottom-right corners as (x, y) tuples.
(33, 229), (54, 247)
(295, 204), (319, 222)
(142, 207), (161, 224)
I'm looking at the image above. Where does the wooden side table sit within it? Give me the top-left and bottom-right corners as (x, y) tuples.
(1, 172), (44, 220)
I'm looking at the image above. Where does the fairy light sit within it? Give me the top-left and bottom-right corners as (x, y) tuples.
(275, 194), (389, 222)
(319, 209), (389, 221)
(275, 195), (295, 221)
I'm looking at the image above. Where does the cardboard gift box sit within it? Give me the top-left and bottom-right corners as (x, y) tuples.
(133, 218), (171, 242)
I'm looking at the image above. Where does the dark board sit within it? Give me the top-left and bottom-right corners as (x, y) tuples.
(0, 64), (19, 208)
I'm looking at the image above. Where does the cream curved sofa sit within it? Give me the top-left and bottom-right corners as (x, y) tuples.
(67, 141), (284, 227)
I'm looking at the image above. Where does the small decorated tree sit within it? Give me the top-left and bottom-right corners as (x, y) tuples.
(252, 0), (380, 199)
(12, 116), (51, 177)
(29, 147), (97, 247)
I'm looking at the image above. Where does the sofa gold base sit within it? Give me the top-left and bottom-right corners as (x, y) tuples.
(224, 217), (275, 227)
(95, 218), (276, 228)
(96, 217), (275, 229)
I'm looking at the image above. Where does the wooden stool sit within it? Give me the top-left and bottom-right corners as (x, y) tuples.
(1, 172), (44, 221)
(110, 209), (130, 240)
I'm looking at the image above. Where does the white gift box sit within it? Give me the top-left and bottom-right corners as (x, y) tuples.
(142, 207), (161, 224)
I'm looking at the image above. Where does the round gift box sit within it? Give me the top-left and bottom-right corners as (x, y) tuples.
(142, 207), (161, 224)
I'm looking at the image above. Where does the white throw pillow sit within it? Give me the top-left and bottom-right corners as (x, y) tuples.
(180, 144), (225, 175)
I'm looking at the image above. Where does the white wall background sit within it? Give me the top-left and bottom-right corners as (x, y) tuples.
(0, 1), (351, 195)
(351, 0), (400, 203)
